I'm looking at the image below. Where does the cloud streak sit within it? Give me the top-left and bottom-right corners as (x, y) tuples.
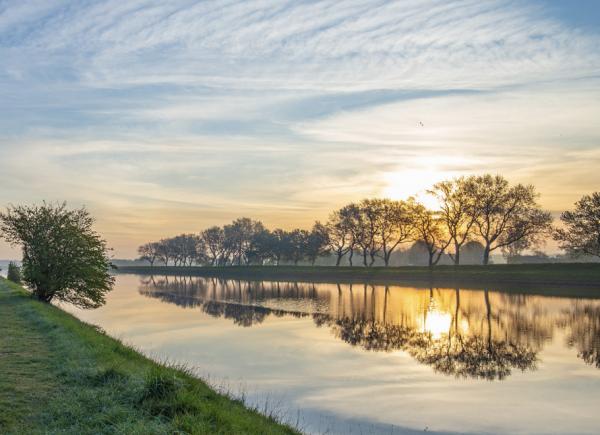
(0, 0), (599, 256)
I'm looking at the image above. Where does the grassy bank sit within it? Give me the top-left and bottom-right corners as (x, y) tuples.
(0, 278), (298, 435)
(116, 263), (600, 291)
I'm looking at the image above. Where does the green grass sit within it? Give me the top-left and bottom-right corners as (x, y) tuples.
(0, 278), (299, 435)
(117, 263), (600, 294)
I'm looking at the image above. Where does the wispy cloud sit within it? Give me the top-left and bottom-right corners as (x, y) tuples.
(0, 0), (599, 256)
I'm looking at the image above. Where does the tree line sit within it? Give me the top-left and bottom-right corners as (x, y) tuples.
(138, 174), (600, 267)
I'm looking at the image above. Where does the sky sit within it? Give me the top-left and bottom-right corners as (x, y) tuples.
(0, 0), (599, 258)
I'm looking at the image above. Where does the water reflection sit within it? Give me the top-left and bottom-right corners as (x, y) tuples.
(136, 276), (600, 381)
(560, 303), (600, 368)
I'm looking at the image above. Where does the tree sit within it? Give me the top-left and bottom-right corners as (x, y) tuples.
(156, 238), (174, 266)
(473, 175), (552, 265)
(325, 209), (354, 266)
(554, 192), (600, 258)
(429, 177), (479, 265)
(7, 261), (21, 283)
(285, 229), (309, 265)
(0, 203), (114, 308)
(305, 222), (330, 265)
(137, 242), (160, 267)
(378, 199), (415, 266)
(248, 228), (276, 265)
(170, 234), (200, 266)
(270, 229), (290, 266)
(200, 226), (226, 266)
(412, 204), (451, 266)
(224, 218), (265, 265)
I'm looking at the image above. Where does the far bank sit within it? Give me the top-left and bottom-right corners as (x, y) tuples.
(115, 263), (600, 297)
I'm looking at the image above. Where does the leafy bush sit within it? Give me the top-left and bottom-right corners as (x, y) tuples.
(7, 262), (21, 284)
(0, 202), (114, 308)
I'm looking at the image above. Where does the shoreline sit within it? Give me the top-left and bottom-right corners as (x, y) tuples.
(0, 278), (299, 434)
(115, 263), (600, 298)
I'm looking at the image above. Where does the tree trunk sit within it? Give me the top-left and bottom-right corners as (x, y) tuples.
(348, 248), (354, 266)
(335, 252), (342, 266)
(453, 243), (460, 265)
(369, 251), (376, 267)
(482, 244), (491, 265)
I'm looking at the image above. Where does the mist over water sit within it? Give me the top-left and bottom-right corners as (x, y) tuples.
(64, 274), (600, 434)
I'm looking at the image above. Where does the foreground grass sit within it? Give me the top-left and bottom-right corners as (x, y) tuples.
(0, 278), (299, 435)
(117, 263), (600, 293)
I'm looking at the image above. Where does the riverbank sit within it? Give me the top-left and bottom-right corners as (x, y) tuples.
(116, 263), (600, 295)
(0, 278), (298, 435)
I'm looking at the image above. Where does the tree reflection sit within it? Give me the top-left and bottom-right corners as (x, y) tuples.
(317, 288), (538, 380)
(138, 276), (600, 379)
(560, 303), (600, 368)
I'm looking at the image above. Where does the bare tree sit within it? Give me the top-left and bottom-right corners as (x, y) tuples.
(345, 200), (384, 267)
(554, 192), (600, 258)
(378, 199), (415, 266)
(337, 204), (360, 266)
(200, 226), (226, 266)
(271, 229), (290, 266)
(285, 229), (309, 265)
(325, 209), (354, 266)
(224, 218), (265, 265)
(473, 175), (552, 265)
(137, 242), (160, 267)
(306, 222), (330, 265)
(156, 238), (174, 266)
(429, 176), (479, 265)
(412, 204), (451, 266)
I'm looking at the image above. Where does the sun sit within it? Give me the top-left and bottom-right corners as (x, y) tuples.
(381, 156), (475, 210)
(422, 310), (452, 339)
(382, 169), (442, 210)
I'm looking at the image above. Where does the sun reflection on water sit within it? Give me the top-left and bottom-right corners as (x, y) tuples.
(420, 299), (452, 339)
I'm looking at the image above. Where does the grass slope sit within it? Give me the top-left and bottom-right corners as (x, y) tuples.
(0, 278), (298, 435)
(116, 263), (600, 292)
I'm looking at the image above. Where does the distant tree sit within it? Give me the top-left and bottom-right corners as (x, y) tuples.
(156, 238), (174, 266)
(377, 199), (415, 266)
(406, 240), (432, 266)
(200, 226), (226, 266)
(335, 204), (361, 266)
(358, 200), (383, 266)
(7, 261), (21, 283)
(554, 192), (600, 258)
(285, 229), (309, 265)
(460, 241), (486, 265)
(412, 204), (452, 266)
(270, 229), (291, 266)
(501, 237), (534, 263)
(305, 222), (330, 265)
(472, 175), (552, 265)
(248, 228), (277, 265)
(0, 203), (114, 308)
(429, 176), (479, 265)
(224, 218), (265, 265)
(325, 209), (354, 266)
(137, 242), (160, 267)
(170, 234), (200, 266)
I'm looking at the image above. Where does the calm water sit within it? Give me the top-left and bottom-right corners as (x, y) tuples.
(64, 274), (600, 434)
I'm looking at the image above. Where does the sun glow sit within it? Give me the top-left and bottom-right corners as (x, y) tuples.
(420, 298), (453, 339)
(383, 170), (440, 210)
(382, 156), (477, 210)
